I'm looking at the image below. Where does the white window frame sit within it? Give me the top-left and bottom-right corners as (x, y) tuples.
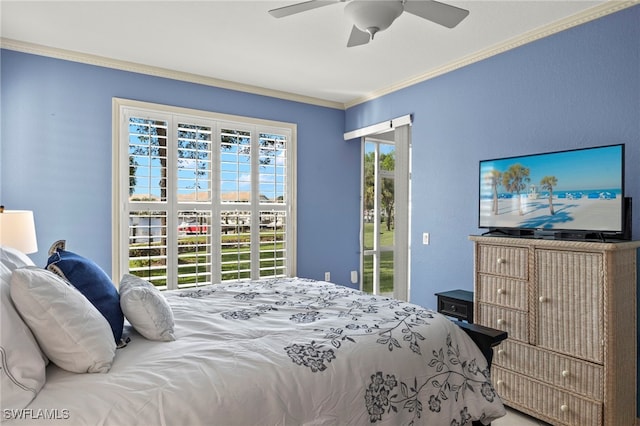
(112, 98), (297, 289)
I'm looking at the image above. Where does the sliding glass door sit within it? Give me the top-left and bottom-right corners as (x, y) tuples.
(362, 139), (396, 297)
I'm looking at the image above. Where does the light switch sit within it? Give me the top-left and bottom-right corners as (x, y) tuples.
(422, 232), (430, 245)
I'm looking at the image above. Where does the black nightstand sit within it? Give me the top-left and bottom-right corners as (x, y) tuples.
(435, 290), (474, 323)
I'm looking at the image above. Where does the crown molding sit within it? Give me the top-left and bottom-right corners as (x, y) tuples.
(0, 37), (345, 111)
(1, 1), (636, 111)
(344, 0), (639, 109)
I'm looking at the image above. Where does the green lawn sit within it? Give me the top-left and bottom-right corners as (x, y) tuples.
(362, 222), (394, 294)
(363, 221), (394, 248)
(131, 224), (396, 293)
(129, 235), (285, 287)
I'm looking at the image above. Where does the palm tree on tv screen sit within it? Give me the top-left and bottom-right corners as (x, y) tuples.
(540, 175), (558, 215)
(488, 169), (502, 215)
(502, 164), (530, 216)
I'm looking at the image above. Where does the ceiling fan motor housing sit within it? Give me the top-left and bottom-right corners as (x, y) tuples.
(344, 1), (404, 38)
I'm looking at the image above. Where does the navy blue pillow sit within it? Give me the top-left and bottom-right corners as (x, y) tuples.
(46, 249), (124, 343)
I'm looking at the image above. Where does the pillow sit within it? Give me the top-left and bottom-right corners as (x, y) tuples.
(0, 245), (35, 270)
(46, 248), (124, 343)
(10, 267), (116, 373)
(119, 274), (176, 341)
(47, 239), (66, 256)
(0, 264), (47, 410)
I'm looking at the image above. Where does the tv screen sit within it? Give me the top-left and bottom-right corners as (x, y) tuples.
(479, 144), (625, 235)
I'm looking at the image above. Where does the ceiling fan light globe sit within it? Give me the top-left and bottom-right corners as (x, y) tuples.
(344, 1), (403, 34)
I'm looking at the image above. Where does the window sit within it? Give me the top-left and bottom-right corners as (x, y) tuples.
(113, 99), (296, 290)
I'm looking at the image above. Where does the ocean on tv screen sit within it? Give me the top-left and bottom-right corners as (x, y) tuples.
(479, 188), (622, 231)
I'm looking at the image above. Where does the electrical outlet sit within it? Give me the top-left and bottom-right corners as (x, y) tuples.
(324, 272), (330, 281)
(422, 232), (430, 245)
(350, 270), (358, 284)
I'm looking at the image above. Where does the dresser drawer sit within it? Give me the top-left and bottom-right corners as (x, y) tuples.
(476, 303), (527, 342)
(477, 244), (528, 279)
(493, 366), (602, 426)
(477, 274), (527, 310)
(493, 339), (603, 400)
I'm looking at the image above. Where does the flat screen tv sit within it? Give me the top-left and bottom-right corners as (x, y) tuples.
(478, 144), (627, 240)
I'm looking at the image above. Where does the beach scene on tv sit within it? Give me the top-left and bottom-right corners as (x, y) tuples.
(479, 145), (623, 232)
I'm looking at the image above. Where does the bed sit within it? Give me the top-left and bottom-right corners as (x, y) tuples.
(1, 245), (506, 425)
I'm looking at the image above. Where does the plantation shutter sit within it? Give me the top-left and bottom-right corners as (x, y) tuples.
(127, 116), (172, 287)
(115, 99), (296, 290)
(258, 131), (288, 278)
(176, 119), (214, 287)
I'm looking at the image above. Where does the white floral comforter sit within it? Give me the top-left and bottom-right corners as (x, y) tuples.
(12, 278), (505, 426)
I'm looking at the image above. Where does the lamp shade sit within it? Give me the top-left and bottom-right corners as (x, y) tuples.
(0, 210), (38, 254)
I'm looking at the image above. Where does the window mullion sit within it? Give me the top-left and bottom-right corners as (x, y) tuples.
(211, 123), (222, 283)
(286, 127), (296, 277)
(166, 116), (179, 290)
(250, 126), (261, 280)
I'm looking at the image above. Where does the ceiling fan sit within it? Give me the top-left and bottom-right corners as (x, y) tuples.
(268, 0), (470, 47)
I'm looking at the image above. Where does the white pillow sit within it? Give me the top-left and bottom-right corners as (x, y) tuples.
(0, 245), (35, 270)
(0, 264), (47, 410)
(119, 274), (176, 341)
(10, 267), (116, 373)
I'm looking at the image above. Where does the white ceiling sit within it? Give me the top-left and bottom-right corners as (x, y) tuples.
(1, 0), (625, 108)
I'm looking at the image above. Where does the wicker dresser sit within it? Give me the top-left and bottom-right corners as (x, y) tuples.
(469, 236), (640, 426)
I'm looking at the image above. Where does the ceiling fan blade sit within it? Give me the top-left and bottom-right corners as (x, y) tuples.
(347, 25), (370, 47)
(403, 0), (470, 28)
(268, 1), (340, 18)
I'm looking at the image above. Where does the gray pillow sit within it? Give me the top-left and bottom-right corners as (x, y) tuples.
(119, 274), (176, 342)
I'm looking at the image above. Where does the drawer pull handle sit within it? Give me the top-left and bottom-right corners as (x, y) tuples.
(560, 404), (569, 413)
(497, 288), (505, 295)
(539, 296), (547, 303)
(561, 370), (569, 378)
(449, 305), (457, 312)
(497, 349), (504, 356)
(497, 318), (505, 325)
(497, 258), (506, 265)
(496, 380), (503, 386)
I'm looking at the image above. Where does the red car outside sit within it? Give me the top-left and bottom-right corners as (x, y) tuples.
(178, 222), (208, 235)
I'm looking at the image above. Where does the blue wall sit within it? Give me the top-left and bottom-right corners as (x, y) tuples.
(0, 51), (361, 286)
(347, 4), (639, 310)
(346, 5), (640, 413)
